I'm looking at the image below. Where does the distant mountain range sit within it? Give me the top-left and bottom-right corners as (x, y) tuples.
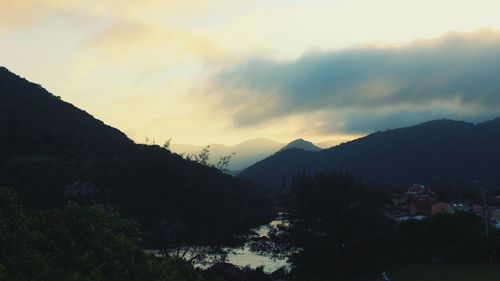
(171, 138), (330, 170)
(171, 138), (282, 171)
(239, 118), (500, 189)
(0, 66), (271, 245)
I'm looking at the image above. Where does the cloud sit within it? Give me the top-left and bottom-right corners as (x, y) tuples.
(0, 0), (212, 32)
(0, 0), (61, 30)
(85, 19), (226, 63)
(206, 30), (500, 134)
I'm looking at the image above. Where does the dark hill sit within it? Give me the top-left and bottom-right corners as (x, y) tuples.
(0, 67), (133, 160)
(239, 118), (500, 189)
(0, 67), (271, 246)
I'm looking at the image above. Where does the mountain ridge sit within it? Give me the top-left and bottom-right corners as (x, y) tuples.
(239, 118), (500, 189)
(0, 66), (271, 245)
(171, 137), (332, 170)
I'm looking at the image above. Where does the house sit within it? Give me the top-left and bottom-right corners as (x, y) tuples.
(431, 202), (455, 216)
(409, 200), (435, 216)
(409, 200), (454, 216)
(396, 215), (427, 222)
(490, 208), (500, 220)
(494, 220), (500, 230)
(405, 184), (437, 202)
(64, 181), (98, 199)
(450, 202), (473, 213)
(406, 184), (426, 195)
(473, 204), (483, 215)
(391, 193), (408, 206)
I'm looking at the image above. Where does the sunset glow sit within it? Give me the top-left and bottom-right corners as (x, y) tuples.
(2, 0), (500, 145)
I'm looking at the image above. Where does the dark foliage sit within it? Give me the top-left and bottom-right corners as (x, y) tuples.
(0, 67), (272, 246)
(395, 213), (497, 263)
(0, 187), (205, 281)
(257, 171), (500, 281)
(261, 171), (396, 281)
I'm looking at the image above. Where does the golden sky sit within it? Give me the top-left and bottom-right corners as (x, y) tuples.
(2, 0), (500, 145)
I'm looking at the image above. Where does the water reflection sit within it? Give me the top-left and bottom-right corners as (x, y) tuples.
(225, 218), (289, 273)
(151, 215), (291, 273)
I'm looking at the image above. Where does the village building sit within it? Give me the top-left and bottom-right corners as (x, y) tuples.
(450, 202), (473, 213)
(431, 202), (455, 215)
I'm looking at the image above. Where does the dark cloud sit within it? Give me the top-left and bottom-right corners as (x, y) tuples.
(209, 30), (500, 134)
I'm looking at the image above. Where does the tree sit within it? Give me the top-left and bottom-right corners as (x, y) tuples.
(215, 153), (235, 174)
(0, 188), (207, 281)
(258, 172), (395, 281)
(189, 145), (211, 166)
(396, 213), (490, 263)
(186, 145), (235, 174)
(0, 187), (32, 281)
(162, 138), (172, 151)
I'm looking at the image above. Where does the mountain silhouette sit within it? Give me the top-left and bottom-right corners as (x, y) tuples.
(172, 138), (332, 171)
(280, 138), (322, 152)
(0, 67), (271, 245)
(239, 118), (500, 189)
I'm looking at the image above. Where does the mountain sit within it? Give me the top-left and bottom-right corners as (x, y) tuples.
(280, 138), (322, 152)
(0, 67), (271, 245)
(239, 118), (500, 189)
(171, 138), (284, 170)
(172, 138), (335, 171)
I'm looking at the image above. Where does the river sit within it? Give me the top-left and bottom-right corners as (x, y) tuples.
(223, 217), (289, 273)
(150, 215), (290, 274)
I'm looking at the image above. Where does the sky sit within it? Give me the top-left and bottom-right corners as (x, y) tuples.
(2, 0), (500, 146)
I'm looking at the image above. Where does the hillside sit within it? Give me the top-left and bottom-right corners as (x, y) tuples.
(239, 119), (500, 189)
(0, 67), (271, 245)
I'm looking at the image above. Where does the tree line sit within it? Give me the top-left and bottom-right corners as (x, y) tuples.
(254, 171), (500, 281)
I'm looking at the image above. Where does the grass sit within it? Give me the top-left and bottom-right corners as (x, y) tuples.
(389, 264), (500, 281)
